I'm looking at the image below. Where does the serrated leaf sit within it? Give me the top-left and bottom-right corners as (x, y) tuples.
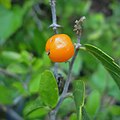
(39, 70), (59, 108)
(73, 80), (85, 120)
(84, 44), (120, 89)
(24, 97), (49, 116)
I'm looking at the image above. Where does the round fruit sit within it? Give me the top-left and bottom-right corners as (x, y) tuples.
(45, 34), (74, 62)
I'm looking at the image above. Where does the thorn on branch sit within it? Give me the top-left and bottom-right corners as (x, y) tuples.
(74, 43), (81, 49)
(49, 23), (61, 30)
(49, 0), (56, 5)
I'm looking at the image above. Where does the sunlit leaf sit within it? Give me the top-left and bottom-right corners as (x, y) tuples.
(12, 82), (27, 95)
(39, 70), (59, 108)
(29, 74), (41, 94)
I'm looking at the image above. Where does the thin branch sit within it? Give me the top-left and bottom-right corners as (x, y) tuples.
(49, 0), (60, 34)
(49, 111), (56, 120)
(49, 0), (60, 78)
(49, 1), (60, 118)
(0, 68), (20, 80)
(0, 105), (23, 120)
(32, 8), (42, 31)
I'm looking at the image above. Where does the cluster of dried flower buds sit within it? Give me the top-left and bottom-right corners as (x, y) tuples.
(73, 16), (86, 35)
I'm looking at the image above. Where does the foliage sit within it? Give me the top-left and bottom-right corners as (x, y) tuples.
(0, 0), (120, 120)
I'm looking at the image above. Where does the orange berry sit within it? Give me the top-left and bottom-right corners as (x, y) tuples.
(45, 34), (74, 62)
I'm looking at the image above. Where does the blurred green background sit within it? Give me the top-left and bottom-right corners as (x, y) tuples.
(0, 0), (120, 120)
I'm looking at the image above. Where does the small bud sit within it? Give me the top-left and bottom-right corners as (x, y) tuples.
(75, 20), (79, 23)
(79, 16), (86, 23)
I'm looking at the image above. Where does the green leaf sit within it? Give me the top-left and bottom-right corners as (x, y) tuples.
(39, 70), (59, 108)
(12, 82), (27, 95)
(73, 80), (85, 120)
(20, 50), (33, 65)
(26, 108), (49, 119)
(59, 97), (76, 117)
(0, 6), (24, 42)
(84, 44), (120, 89)
(1, 51), (21, 61)
(82, 107), (91, 120)
(7, 63), (28, 74)
(0, 0), (37, 43)
(70, 113), (77, 120)
(24, 97), (49, 116)
(90, 64), (107, 93)
(109, 105), (120, 115)
(85, 90), (101, 117)
(0, 0), (11, 9)
(32, 59), (43, 72)
(90, 64), (120, 100)
(29, 74), (41, 94)
(0, 85), (13, 104)
(33, 29), (46, 55)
